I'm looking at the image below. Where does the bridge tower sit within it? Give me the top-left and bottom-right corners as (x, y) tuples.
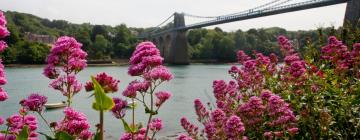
(167, 12), (189, 64)
(344, 0), (360, 26)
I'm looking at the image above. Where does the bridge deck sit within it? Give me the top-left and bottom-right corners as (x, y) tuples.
(149, 0), (348, 37)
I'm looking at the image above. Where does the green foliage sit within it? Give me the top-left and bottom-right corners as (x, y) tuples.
(91, 76), (115, 111)
(54, 131), (75, 140)
(3, 11), (138, 64)
(16, 125), (29, 140)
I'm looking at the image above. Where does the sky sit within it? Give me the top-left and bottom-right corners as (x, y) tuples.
(0, 0), (348, 31)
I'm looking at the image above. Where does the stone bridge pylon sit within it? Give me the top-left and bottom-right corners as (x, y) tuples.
(152, 13), (189, 65)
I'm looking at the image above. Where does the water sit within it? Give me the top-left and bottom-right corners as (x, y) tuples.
(0, 64), (233, 139)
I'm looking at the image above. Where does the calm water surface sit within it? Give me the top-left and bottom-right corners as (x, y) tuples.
(1, 64), (233, 139)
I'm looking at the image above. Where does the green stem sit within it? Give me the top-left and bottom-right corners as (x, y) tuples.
(144, 114), (153, 139)
(37, 112), (55, 136)
(144, 87), (154, 139)
(151, 131), (156, 140)
(132, 98), (135, 140)
(100, 110), (104, 140)
(4, 126), (9, 139)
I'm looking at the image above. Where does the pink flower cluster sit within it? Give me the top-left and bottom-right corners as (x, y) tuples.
(122, 80), (150, 98)
(5, 114), (38, 140)
(321, 36), (360, 75)
(85, 72), (120, 93)
(20, 93), (48, 112)
(180, 90), (297, 139)
(176, 134), (194, 140)
(111, 97), (128, 119)
(155, 91), (171, 107)
(144, 65), (173, 81)
(194, 99), (209, 123)
(120, 128), (150, 140)
(55, 107), (92, 139)
(43, 36), (87, 99)
(0, 11), (9, 102)
(49, 75), (82, 96)
(231, 51), (278, 94)
(0, 11), (9, 40)
(128, 41), (163, 76)
(149, 118), (163, 132)
(277, 36), (307, 82)
(119, 41), (173, 139)
(180, 117), (199, 139)
(224, 115), (245, 139)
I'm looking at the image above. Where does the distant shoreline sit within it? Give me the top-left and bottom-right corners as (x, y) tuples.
(4, 59), (236, 68)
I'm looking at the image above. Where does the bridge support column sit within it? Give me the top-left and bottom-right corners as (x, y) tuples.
(344, 0), (360, 26)
(168, 13), (189, 65)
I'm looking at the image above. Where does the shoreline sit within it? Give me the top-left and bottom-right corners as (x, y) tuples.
(4, 60), (237, 68)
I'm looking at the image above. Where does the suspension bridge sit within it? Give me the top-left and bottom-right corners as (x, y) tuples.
(140, 0), (359, 64)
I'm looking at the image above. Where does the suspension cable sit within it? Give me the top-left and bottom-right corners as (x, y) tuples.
(147, 13), (175, 34)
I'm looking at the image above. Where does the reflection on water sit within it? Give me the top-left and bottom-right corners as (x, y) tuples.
(1, 64), (232, 139)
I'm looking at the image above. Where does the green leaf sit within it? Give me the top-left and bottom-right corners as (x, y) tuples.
(92, 132), (100, 140)
(91, 76), (115, 111)
(55, 131), (75, 140)
(16, 125), (29, 140)
(121, 118), (133, 133)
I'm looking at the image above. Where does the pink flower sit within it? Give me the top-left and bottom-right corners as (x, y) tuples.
(177, 134), (194, 140)
(284, 54), (300, 65)
(111, 98), (127, 119)
(213, 80), (227, 100)
(0, 87), (8, 101)
(50, 75), (82, 96)
(56, 107), (91, 138)
(79, 130), (93, 140)
(20, 93), (48, 112)
(210, 109), (226, 124)
(237, 50), (251, 64)
(224, 115), (245, 138)
(0, 117), (4, 125)
(0, 40), (7, 53)
(229, 66), (239, 74)
(0, 12), (7, 26)
(204, 122), (216, 139)
(68, 58), (87, 73)
(289, 61), (306, 78)
(180, 117), (199, 138)
(44, 36), (87, 74)
(85, 72), (120, 93)
(155, 91), (172, 107)
(128, 42), (162, 76)
(277, 35), (295, 56)
(287, 127), (299, 135)
(263, 131), (273, 139)
(43, 65), (60, 79)
(194, 99), (209, 122)
(120, 133), (132, 140)
(255, 53), (270, 66)
(149, 118), (163, 132)
(122, 80), (150, 98)
(6, 114), (38, 139)
(0, 26), (9, 38)
(144, 65), (173, 81)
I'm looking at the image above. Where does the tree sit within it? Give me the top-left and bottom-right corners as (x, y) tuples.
(92, 35), (110, 59)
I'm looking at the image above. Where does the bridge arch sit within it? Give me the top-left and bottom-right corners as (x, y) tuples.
(158, 37), (164, 57)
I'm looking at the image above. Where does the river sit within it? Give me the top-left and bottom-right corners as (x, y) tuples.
(0, 64), (233, 139)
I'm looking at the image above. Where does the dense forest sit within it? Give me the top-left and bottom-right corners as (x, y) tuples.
(1, 11), (359, 64)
